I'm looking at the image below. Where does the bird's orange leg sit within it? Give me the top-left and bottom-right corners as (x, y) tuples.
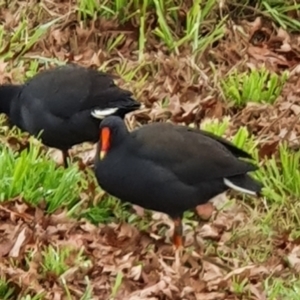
(172, 217), (184, 248)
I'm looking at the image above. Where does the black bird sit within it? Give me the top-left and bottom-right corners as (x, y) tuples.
(0, 64), (140, 167)
(94, 116), (262, 248)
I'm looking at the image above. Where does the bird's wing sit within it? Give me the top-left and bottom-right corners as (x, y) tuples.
(22, 64), (137, 119)
(196, 129), (253, 159)
(131, 123), (257, 185)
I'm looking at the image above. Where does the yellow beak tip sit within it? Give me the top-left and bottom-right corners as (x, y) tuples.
(100, 150), (106, 160)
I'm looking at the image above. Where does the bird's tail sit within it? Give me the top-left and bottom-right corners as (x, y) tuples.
(91, 95), (141, 120)
(0, 84), (23, 114)
(112, 95), (141, 117)
(91, 107), (120, 119)
(224, 174), (263, 196)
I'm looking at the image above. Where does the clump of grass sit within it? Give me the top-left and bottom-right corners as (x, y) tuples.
(1, 15), (62, 61)
(0, 276), (15, 300)
(76, 0), (133, 21)
(255, 143), (300, 203)
(82, 194), (151, 230)
(0, 139), (83, 213)
(41, 245), (91, 277)
(19, 293), (45, 300)
(111, 271), (124, 299)
(200, 116), (230, 136)
(152, 0), (225, 54)
(261, 1), (300, 32)
(264, 276), (300, 299)
(79, 277), (93, 300)
(77, 0), (99, 20)
(226, 1), (300, 32)
(221, 68), (289, 107)
(81, 199), (114, 224)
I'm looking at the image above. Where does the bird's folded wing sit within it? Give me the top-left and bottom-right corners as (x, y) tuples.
(132, 123), (258, 185)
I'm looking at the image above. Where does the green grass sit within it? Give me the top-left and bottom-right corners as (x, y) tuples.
(256, 143), (300, 202)
(221, 68), (289, 107)
(41, 245), (91, 277)
(264, 277), (300, 299)
(19, 293), (45, 300)
(0, 139), (83, 214)
(225, 0), (300, 31)
(0, 276), (14, 300)
(261, 1), (300, 31)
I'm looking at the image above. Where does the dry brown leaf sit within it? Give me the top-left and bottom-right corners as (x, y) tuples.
(249, 284), (267, 300)
(195, 203), (214, 220)
(199, 224), (219, 239)
(223, 265), (255, 280)
(247, 45), (290, 68)
(209, 192), (228, 209)
(287, 246), (300, 272)
(132, 204), (145, 217)
(195, 292), (226, 300)
(258, 140), (279, 158)
(9, 227), (29, 257)
(128, 265), (143, 281)
(0, 238), (14, 257)
(129, 279), (168, 298)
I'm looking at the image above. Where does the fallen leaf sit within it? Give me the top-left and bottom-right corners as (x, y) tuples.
(9, 227), (29, 257)
(195, 203), (214, 220)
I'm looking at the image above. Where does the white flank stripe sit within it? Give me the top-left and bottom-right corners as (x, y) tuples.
(91, 107), (119, 119)
(223, 178), (257, 196)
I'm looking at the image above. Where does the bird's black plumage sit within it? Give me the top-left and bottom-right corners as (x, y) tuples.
(0, 64), (140, 165)
(94, 116), (263, 247)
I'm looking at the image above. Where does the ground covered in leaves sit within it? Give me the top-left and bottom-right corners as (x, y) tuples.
(0, 0), (300, 299)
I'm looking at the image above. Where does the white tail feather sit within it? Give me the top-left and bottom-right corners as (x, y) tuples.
(91, 108), (119, 119)
(223, 178), (257, 196)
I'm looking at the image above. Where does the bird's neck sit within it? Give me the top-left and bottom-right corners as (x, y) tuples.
(0, 84), (22, 115)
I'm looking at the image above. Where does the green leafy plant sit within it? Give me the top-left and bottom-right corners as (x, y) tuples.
(255, 143), (300, 202)
(264, 277), (300, 299)
(0, 276), (15, 300)
(0, 139), (83, 213)
(19, 293), (46, 300)
(41, 245), (91, 277)
(152, 0), (224, 54)
(221, 68), (289, 107)
(261, 1), (300, 31)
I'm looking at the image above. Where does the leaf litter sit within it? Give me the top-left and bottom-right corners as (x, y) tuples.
(0, 1), (300, 299)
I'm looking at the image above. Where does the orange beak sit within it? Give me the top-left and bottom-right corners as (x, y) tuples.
(100, 127), (111, 160)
